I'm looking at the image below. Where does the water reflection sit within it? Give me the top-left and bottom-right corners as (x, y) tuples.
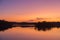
(0, 20), (60, 31)
(0, 27), (60, 40)
(0, 20), (60, 40)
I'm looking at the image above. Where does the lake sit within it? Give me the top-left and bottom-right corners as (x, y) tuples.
(0, 27), (60, 40)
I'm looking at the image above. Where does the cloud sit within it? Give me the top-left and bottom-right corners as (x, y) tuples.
(36, 17), (44, 20)
(27, 17), (48, 22)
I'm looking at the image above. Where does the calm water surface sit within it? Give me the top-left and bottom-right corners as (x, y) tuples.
(0, 27), (60, 40)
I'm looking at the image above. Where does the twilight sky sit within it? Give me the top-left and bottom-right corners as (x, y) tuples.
(0, 0), (60, 22)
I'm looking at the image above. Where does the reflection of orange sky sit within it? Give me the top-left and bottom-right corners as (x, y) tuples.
(0, 27), (60, 40)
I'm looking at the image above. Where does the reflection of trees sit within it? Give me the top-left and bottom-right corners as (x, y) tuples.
(35, 21), (60, 31)
(0, 20), (60, 31)
(0, 20), (13, 31)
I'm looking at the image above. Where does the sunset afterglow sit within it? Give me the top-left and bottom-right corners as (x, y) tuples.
(0, 0), (60, 22)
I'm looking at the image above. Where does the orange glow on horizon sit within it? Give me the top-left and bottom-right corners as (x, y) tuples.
(0, 0), (60, 22)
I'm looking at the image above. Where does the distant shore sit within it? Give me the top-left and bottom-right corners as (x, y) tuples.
(0, 20), (60, 31)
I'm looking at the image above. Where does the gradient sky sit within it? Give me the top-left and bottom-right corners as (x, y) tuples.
(0, 0), (60, 22)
